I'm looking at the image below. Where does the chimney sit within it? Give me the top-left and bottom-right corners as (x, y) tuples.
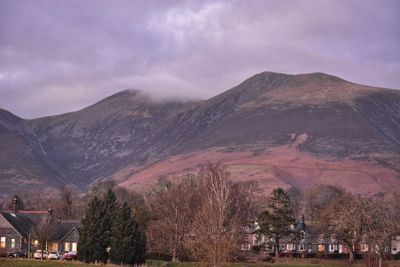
(299, 215), (305, 223)
(12, 195), (19, 213)
(48, 209), (54, 220)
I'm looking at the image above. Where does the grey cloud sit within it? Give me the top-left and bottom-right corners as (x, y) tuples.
(0, 0), (399, 118)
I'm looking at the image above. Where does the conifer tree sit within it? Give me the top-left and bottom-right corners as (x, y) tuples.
(78, 188), (117, 263)
(78, 196), (104, 263)
(258, 188), (295, 257)
(110, 202), (146, 265)
(99, 188), (117, 263)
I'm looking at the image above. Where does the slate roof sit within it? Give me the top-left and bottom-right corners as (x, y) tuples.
(53, 221), (80, 241)
(0, 211), (38, 238)
(0, 211), (79, 241)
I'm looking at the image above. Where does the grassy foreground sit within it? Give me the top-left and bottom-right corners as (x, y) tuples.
(0, 258), (372, 267)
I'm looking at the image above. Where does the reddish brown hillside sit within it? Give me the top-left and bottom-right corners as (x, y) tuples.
(117, 145), (400, 196)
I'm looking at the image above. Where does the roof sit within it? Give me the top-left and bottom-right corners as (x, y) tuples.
(53, 221), (80, 241)
(0, 211), (38, 238)
(0, 211), (80, 241)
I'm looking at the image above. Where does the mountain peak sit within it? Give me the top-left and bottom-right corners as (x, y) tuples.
(244, 71), (346, 85)
(94, 89), (150, 106)
(223, 71), (379, 108)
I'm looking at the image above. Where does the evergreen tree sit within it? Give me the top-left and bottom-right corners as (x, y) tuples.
(78, 196), (104, 263)
(98, 188), (117, 263)
(78, 188), (117, 263)
(110, 202), (146, 265)
(258, 188), (295, 257)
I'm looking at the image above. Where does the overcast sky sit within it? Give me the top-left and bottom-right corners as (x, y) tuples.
(1, 0), (399, 119)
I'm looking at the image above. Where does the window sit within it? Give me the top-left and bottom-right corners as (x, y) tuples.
(11, 238), (15, 249)
(318, 244), (325, 252)
(241, 243), (250, 250)
(50, 242), (58, 251)
(299, 244), (305, 251)
(361, 244), (368, 252)
(72, 242), (78, 252)
(64, 242), (71, 252)
(0, 237), (5, 248)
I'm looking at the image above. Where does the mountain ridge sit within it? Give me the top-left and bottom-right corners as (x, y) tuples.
(1, 71), (399, 199)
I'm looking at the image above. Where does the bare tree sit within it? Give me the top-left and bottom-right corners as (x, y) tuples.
(305, 184), (345, 228)
(188, 163), (241, 267)
(324, 193), (368, 263)
(147, 176), (200, 261)
(33, 216), (56, 259)
(364, 196), (400, 267)
(232, 181), (263, 223)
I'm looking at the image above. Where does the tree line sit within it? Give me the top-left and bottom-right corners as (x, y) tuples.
(2, 163), (400, 267)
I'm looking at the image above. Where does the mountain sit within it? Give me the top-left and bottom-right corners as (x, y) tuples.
(1, 72), (400, 199)
(30, 90), (191, 189)
(0, 109), (68, 198)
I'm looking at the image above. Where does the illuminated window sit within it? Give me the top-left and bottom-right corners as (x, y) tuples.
(0, 237), (5, 248)
(50, 242), (58, 251)
(64, 242), (71, 251)
(361, 244), (368, 251)
(72, 242), (78, 252)
(318, 244), (325, 252)
(11, 239), (16, 249)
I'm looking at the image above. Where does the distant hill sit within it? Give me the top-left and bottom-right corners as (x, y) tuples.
(1, 72), (399, 199)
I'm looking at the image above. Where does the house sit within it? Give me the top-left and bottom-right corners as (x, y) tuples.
(0, 210), (45, 254)
(391, 236), (400, 256)
(0, 209), (80, 255)
(240, 215), (400, 260)
(241, 222), (264, 251)
(52, 221), (80, 253)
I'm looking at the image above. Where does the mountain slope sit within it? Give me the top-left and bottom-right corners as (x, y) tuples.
(148, 72), (400, 157)
(30, 90), (193, 188)
(0, 72), (399, 198)
(0, 109), (68, 199)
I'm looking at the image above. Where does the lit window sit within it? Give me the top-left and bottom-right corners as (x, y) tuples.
(72, 242), (78, 252)
(0, 237), (5, 248)
(318, 244), (325, 252)
(50, 242), (58, 251)
(11, 239), (15, 249)
(64, 242), (71, 251)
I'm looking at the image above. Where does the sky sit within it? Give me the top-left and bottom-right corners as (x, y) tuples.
(0, 0), (399, 119)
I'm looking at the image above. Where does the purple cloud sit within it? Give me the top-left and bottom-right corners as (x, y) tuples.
(0, 0), (399, 118)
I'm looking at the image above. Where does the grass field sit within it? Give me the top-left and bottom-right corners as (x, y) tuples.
(3, 258), (397, 267)
(0, 259), (91, 267)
